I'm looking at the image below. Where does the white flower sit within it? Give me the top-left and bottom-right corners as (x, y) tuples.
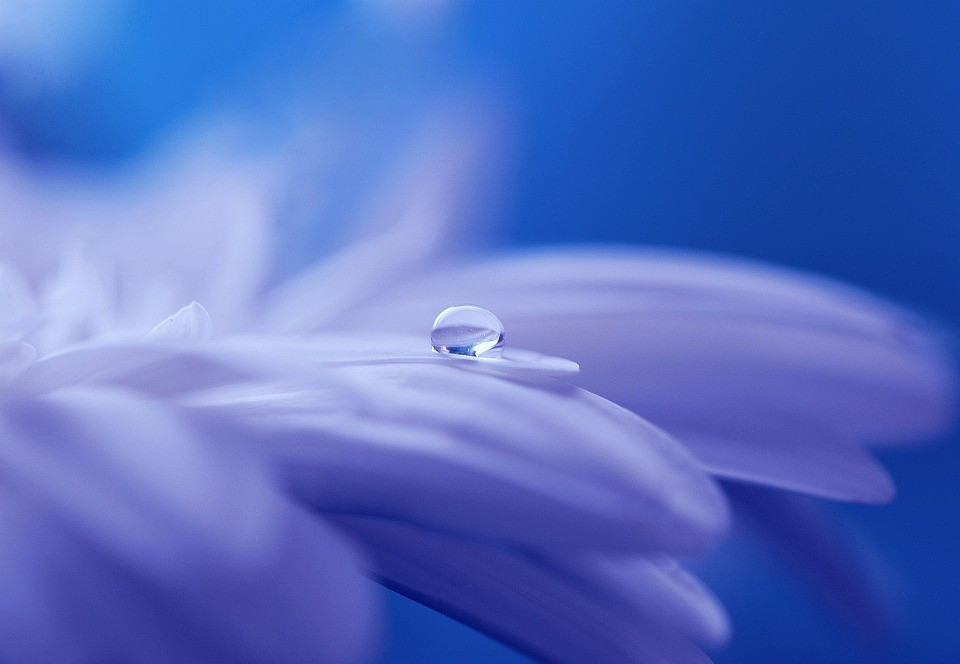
(0, 115), (952, 663)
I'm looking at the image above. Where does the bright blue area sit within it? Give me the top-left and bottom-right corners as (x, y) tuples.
(0, 1), (330, 160)
(1, 1), (957, 662)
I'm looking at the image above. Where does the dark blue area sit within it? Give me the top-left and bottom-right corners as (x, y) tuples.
(463, 1), (960, 320)
(1, 1), (957, 662)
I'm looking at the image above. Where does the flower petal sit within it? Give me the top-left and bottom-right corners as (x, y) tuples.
(184, 358), (729, 555)
(0, 261), (36, 338)
(0, 129), (277, 335)
(261, 107), (505, 333)
(724, 482), (895, 642)
(0, 388), (376, 663)
(29, 247), (117, 353)
(683, 414), (895, 504)
(335, 514), (719, 664)
(146, 301), (214, 342)
(17, 334), (726, 549)
(18, 333), (571, 396)
(17, 342), (256, 397)
(0, 341), (36, 384)
(328, 248), (955, 501)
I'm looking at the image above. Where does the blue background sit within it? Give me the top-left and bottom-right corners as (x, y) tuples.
(1, 2), (956, 662)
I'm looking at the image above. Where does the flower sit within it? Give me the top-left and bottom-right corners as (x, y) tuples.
(0, 116), (953, 664)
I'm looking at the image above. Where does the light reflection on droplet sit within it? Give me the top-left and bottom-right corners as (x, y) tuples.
(431, 305), (504, 358)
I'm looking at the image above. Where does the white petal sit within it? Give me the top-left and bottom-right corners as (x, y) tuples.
(0, 128), (278, 335)
(19, 334), (571, 396)
(725, 482), (895, 641)
(685, 417), (895, 504)
(17, 335), (728, 552)
(260, 107), (505, 333)
(185, 359), (729, 555)
(329, 248), (955, 501)
(336, 515), (717, 664)
(0, 341), (36, 384)
(16, 342), (255, 397)
(0, 261), (36, 337)
(0, 388), (376, 662)
(28, 247), (116, 353)
(146, 301), (214, 342)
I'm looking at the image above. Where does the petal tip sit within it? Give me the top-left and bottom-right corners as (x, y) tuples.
(146, 301), (214, 342)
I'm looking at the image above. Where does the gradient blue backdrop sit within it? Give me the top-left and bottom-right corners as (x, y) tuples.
(1, 2), (956, 662)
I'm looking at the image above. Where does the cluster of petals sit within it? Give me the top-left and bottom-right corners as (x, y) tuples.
(0, 120), (953, 663)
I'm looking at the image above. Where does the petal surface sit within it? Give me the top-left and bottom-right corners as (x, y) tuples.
(0, 129), (277, 337)
(724, 482), (895, 642)
(261, 107), (504, 334)
(335, 515), (721, 664)
(328, 248), (956, 501)
(146, 301), (214, 342)
(184, 357), (729, 556)
(19, 335), (727, 552)
(16, 336), (730, 659)
(0, 388), (375, 663)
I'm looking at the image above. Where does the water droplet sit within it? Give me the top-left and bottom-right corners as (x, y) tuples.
(431, 305), (504, 358)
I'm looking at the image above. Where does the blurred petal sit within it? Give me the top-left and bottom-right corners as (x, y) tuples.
(0, 388), (375, 663)
(724, 482), (895, 643)
(0, 128), (278, 334)
(12, 334), (729, 659)
(17, 342), (255, 397)
(329, 248), (955, 501)
(183, 357), (729, 555)
(581, 555), (731, 648)
(18, 334), (727, 552)
(146, 301), (214, 342)
(684, 415), (895, 504)
(335, 515), (719, 664)
(0, 341), (36, 384)
(29, 246), (116, 353)
(261, 106), (504, 333)
(0, 261), (36, 338)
